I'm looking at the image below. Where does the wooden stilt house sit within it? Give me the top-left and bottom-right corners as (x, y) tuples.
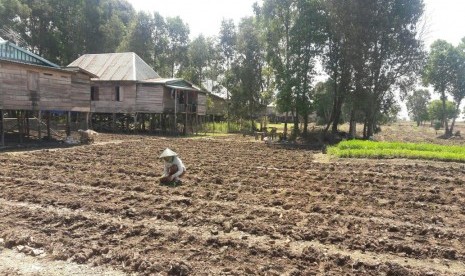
(0, 38), (96, 146)
(68, 53), (206, 134)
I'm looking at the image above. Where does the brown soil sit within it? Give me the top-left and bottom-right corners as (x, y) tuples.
(1, 125), (465, 275)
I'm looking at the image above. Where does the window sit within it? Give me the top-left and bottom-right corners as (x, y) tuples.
(91, 86), (99, 101)
(115, 86), (122, 101)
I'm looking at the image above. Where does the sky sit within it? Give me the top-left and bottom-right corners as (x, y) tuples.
(128, 0), (465, 47)
(423, 0), (465, 47)
(128, 0), (262, 38)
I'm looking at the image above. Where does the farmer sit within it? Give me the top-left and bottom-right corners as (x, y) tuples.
(159, 148), (186, 185)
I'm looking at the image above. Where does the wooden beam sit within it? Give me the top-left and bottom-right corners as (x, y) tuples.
(37, 110), (42, 140)
(46, 111), (51, 140)
(1, 109), (4, 147)
(88, 112), (92, 129)
(18, 110), (23, 144)
(174, 91), (177, 135)
(26, 111), (30, 139)
(134, 113), (138, 134)
(184, 92), (188, 136)
(112, 113), (116, 132)
(85, 112), (89, 130)
(150, 114), (155, 133)
(66, 111), (71, 137)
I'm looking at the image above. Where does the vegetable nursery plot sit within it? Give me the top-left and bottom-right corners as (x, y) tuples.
(0, 134), (465, 275)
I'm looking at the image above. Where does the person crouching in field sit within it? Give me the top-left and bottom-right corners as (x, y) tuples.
(159, 148), (186, 186)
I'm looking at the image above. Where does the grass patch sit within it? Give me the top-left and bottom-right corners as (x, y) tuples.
(327, 140), (465, 162)
(203, 121), (253, 133)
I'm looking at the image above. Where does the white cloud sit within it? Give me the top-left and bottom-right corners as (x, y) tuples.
(128, 0), (262, 38)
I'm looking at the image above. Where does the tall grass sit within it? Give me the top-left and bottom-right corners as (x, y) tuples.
(327, 140), (465, 162)
(202, 121), (252, 133)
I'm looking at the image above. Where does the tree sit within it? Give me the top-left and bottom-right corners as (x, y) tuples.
(99, 0), (136, 54)
(288, 0), (325, 135)
(322, 0), (355, 136)
(227, 17), (265, 129)
(423, 40), (456, 136)
(20, 0), (62, 62)
(165, 16), (190, 77)
(100, 14), (127, 53)
(406, 89), (431, 126)
(324, 0), (425, 139)
(186, 35), (212, 87)
(0, 0), (29, 34)
(261, 0), (295, 137)
(216, 19), (238, 132)
(1, 0), (135, 64)
(448, 38), (465, 135)
(261, 0), (325, 136)
(313, 80), (336, 125)
(218, 19), (237, 69)
(151, 12), (170, 77)
(118, 11), (154, 65)
(428, 100), (459, 126)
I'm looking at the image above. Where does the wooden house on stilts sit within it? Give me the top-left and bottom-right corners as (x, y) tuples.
(68, 53), (207, 135)
(0, 38), (96, 146)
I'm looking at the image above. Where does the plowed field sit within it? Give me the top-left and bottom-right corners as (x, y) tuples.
(1, 134), (465, 275)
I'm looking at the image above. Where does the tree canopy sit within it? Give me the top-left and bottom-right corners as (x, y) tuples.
(5, 0), (464, 139)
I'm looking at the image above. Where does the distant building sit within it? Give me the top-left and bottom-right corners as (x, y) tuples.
(207, 93), (227, 119)
(0, 38), (96, 145)
(68, 53), (207, 134)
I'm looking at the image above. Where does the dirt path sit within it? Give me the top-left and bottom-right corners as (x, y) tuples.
(0, 248), (126, 276)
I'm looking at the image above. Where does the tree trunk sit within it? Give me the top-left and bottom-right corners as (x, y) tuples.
(303, 110), (309, 137)
(440, 92), (450, 136)
(331, 100), (343, 134)
(293, 110), (299, 136)
(365, 112), (376, 139)
(449, 101), (461, 136)
(363, 119), (367, 139)
(349, 110), (356, 139)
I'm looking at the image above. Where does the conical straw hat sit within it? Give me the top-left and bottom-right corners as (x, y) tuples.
(159, 148), (177, 158)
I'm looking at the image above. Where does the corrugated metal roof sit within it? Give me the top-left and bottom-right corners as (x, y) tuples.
(0, 39), (59, 68)
(68, 52), (160, 81)
(165, 85), (201, 92)
(141, 78), (184, 84)
(140, 78), (205, 93)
